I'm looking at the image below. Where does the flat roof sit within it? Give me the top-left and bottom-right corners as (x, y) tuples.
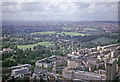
(102, 43), (120, 49)
(12, 67), (28, 72)
(9, 64), (31, 69)
(74, 71), (105, 77)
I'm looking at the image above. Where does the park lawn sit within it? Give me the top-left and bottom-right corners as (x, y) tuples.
(58, 32), (88, 37)
(83, 28), (97, 31)
(31, 31), (56, 35)
(91, 37), (115, 44)
(17, 41), (53, 50)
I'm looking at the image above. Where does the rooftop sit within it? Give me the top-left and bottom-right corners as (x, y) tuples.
(102, 43), (120, 49)
(12, 67), (29, 72)
(106, 58), (117, 64)
(9, 64), (31, 69)
(74, 71), (105, 77)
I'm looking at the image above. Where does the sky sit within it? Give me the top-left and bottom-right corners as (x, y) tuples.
(2, 2), (118, 21)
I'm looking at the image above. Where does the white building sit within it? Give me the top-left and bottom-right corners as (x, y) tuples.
(9, 64), (31, 69)
(97, 46), (102, 50)
(74, 71), (105, 80)
(36, 55), (67, 68)
(43, 63), (52, 68)
(11, 67), (30, 78)
(35, 61), (43, 68)
(67, 59), (81, 67)
(62, 67), (105, 81)
(36, 62), (52, 68)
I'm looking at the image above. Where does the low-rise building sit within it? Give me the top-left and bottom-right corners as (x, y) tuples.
(97, 46), (102, 50)
(74, 71), (105, 80)
(35, 62), (43, 68)
(11, 67), (30, 78)
(9, 64), (31, 69)
(62, 67), (74, 80)
(67, 59), (81, 67)
(36, 55), (67, 69)
(36, 62), (52, 68)
(43, 63), (52, 68)
(3, 48), (15, 53)
(62, 67), (105, 81)
(98, 69), (106, 74)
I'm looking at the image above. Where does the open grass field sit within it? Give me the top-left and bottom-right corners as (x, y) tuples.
(83, 28), (97, 31)
(31, 31), (56, 35)
(17, 41), (53, 50)
(58, 32), (88, 36)
(91, 37), (115, 44)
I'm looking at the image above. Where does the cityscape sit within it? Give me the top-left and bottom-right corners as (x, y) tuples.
(1, 1), (120, 82)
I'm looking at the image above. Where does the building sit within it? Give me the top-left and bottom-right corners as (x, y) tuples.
(111, 50), (119, 58)
(11, 67), (30, 78)
(97, 46), (102, 50)
(36, 62), (52, 68)
(35, 62), (43, 68)
(36, 55), (67, 68)
(105, 58), (117, 80)
(62, 67), (74, 80)
(9, 64), (31, 69)
(74, 71), (105, 81)
(102, 43), (120, 49)
(67, 54), (80, 58)
(62, 67), (105, 81)
(43, 63), (52, 68)
(98, 69), (106, 74)
(87, 57), (97, 66)
(67, 59), (81, 67)
(3, 48), (15, 53)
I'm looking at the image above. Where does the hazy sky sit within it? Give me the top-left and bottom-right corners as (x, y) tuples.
(2, 2), (118, 21)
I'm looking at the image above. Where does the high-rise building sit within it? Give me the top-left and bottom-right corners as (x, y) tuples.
(105, 58), (117, 80)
